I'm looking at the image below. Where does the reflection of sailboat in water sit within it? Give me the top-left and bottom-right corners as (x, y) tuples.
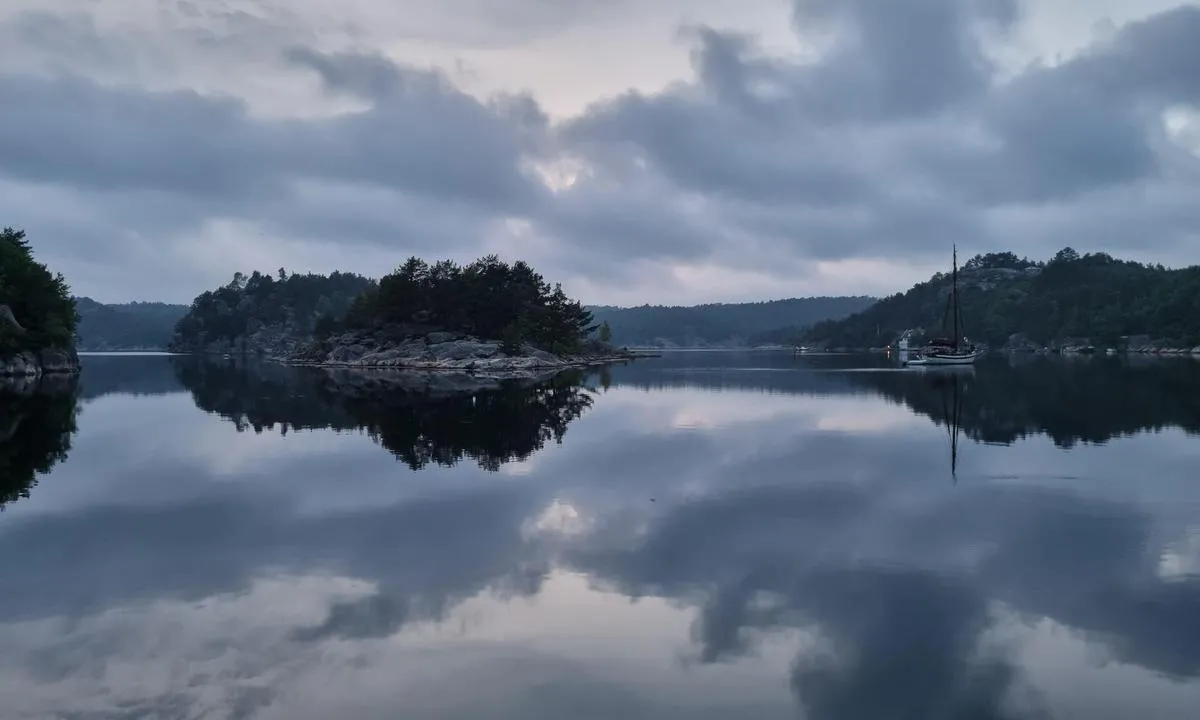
(932, 372), (966, 481)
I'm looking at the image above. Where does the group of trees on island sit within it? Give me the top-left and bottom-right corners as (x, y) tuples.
(170, 269), (374, 352)
(806, 249), (1200, 349)
(0, 228), (78, 356)
(170, 256), (602, 355)
(324, 255), (599, 354)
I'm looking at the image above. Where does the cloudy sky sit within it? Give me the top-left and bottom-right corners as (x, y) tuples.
(1, 0), (1198, 305)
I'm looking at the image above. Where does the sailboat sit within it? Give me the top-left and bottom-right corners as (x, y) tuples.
(905, 246), (979, 367)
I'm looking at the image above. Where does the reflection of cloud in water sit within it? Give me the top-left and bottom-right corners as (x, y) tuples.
(0, 485), (544, 624)
(814, 403), (920, 433)
(601, 386), (920, 434)
(521, 499), (591, 539)
(0, 573), (374, 720)
(1157, 527), (1200, 579)
(9, 357), (1200, 716)
(0, 571), (800, 720)
(567, 480), (1200, 718)
(995, 611), (1200, 719)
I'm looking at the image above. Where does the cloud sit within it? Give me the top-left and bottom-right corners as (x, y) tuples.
(555, 2), (1200, 276)
(1, 1), (1199, 304)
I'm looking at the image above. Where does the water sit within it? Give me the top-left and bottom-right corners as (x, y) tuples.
(4, 351), (1200, 719)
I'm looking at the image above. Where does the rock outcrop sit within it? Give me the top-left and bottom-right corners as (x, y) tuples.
(291, 328), (632, 375)
(0, 305), (80, 377)
(0, 347), (81, 377)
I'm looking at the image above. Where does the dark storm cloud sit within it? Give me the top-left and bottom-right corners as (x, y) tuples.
(0, 73), (276, 198)
(0, 25), (550, 299)
(789, 0), (1019, 119)
(0, 56), (543, 210)
(556, 1), (1200, 267)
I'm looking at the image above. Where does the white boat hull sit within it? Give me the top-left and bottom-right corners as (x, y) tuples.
(916, 351), (979, 366)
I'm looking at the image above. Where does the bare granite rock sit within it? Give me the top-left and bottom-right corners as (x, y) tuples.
(287, 325), (634, 373)
(0, 304), (25, 333)
(0, 347), (80, 377)
(428, 340), (502, 362)
(425, 331), (461, 345)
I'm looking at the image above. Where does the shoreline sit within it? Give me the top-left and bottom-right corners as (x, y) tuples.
(282, 352), (635, 374)
(0, 349), (82, 378)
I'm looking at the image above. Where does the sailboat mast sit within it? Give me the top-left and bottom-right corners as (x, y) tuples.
(952, 245), (959, 347)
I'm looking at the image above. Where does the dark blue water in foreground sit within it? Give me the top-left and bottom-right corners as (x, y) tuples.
(3, 351), (1200, 719)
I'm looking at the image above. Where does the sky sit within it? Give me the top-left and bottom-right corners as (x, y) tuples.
(1, 0), (1198, 305)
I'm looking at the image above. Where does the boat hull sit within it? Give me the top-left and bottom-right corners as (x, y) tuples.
(918, 351), (979, 366)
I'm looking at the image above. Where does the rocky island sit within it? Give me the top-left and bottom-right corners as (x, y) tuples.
(170, 255), (633, 378)
(0, 228), (81, 378)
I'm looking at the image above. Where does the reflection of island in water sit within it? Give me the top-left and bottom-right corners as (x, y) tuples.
(0, 375), (80, 509)
(854, 356), (1200, 448)
(171, 359), (598, 471)
(76, 353), (183, 400)
(612, 353), (1200, 448)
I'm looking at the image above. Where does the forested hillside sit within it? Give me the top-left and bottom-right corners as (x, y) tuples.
(0, 228), (77, 357)
(75, 298), (188, 350)
(170, 270), (374, 356)
(805, 249), (1200, 349)
(589, 297), (876, 347)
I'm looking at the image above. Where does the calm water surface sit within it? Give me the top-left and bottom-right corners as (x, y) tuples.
(3, 351), (1200, 719)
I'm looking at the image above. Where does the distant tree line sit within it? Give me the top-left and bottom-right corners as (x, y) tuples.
(805, 249), (1200, 349)
(588, 297), (876, 348)
(328, 255), (598, 355)
(170, 269), (374, 352)
(0, 228), (77, 355)
(75, 298), (188, 350)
